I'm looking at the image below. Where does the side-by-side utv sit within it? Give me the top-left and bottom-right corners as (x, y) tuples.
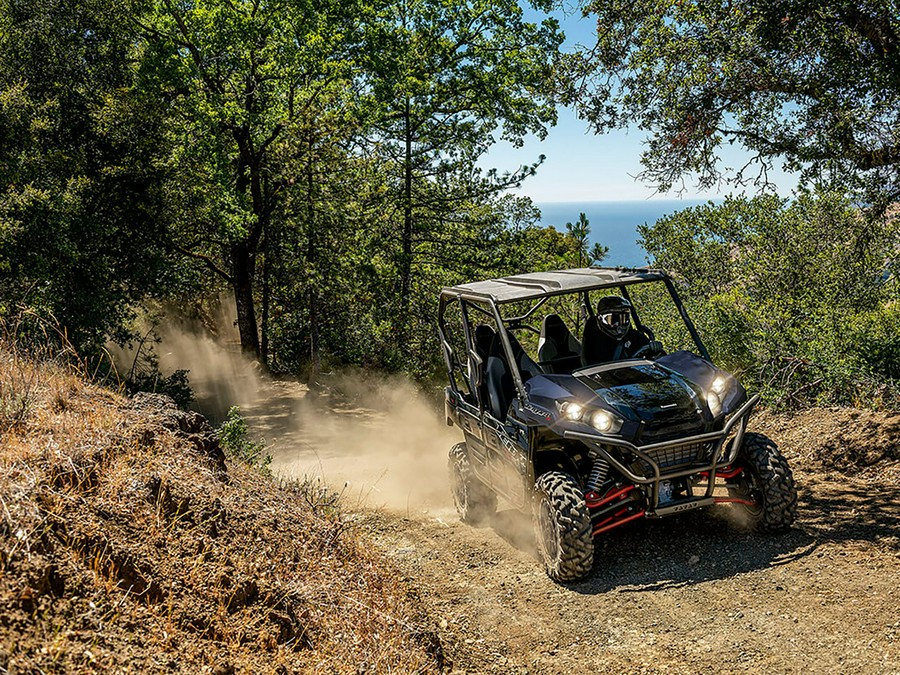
(438, 267), (797, 582)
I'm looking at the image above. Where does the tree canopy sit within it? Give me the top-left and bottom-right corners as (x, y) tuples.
(565, 0), (900, 206)
(636, 190), (900, 407)
(0, 0), (585, 386)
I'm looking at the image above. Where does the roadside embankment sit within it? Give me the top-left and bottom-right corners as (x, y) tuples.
(0, 347), (442, 673)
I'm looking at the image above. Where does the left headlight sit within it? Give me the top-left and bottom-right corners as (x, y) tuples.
(557, 401), (624, 435)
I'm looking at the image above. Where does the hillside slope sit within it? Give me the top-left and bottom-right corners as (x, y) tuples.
(0, 351), (441, 673)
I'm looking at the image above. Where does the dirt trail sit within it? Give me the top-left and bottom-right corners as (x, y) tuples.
(176, 346), (899, 673)
(360, 468), (900, 674)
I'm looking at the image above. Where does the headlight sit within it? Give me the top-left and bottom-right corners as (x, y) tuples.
(557, 402), (623, 434)
(711, 376), (727, 395)
(558, 401), (584, 421)
(706, 390), (723, 417)
(588, 409), (623, 434)
(706, 374), (734, 417)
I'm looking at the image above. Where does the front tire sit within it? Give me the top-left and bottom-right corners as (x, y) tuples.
(533, 471), (593, 582)
(727, 432), (797, 533)
(448, 443), (496, 524)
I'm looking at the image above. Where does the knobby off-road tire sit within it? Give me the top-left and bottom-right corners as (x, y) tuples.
(448, 443), (496, 525)
(728, 432), (798, 533)
(533, 471), (593, 582)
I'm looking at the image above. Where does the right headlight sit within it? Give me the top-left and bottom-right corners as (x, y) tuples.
(706, 375), (733, 417)
(706, 390), (724, 417)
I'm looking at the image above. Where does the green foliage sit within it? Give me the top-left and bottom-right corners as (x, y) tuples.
(637, 191), (900, 408)
(0, 0), (606, 391)
(564, 0), (900, 205)
(218, 406), (271, 474)
(0, 0), (176, 355)
(565, 213), (609, 267)
(123, 341), (194, 409)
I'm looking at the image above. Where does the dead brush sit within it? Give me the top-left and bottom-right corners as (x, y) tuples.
(0, 331), (444, 672)
(0, 308), (122, 431)
(0, 344), (42, 433)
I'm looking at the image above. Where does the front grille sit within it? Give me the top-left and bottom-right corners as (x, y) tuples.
(641, 441), (713, 472)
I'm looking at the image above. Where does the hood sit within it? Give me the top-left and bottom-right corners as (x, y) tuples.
(576, 361), (705, 442)
(523, 352), (742, 444)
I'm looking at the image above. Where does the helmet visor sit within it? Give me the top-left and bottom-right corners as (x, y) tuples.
(600, 310), (630, 329)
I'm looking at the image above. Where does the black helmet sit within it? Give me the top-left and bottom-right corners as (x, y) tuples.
(596, 296), (632, 340)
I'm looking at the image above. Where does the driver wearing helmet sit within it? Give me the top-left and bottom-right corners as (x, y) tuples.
(582, 296), (663, 365)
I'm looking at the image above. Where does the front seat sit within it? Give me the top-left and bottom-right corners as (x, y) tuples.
(484, 331), (541, 420)
(538, 314), (583, 374)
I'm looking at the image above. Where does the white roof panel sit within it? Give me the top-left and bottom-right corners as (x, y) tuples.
(441, 267), (668, 304)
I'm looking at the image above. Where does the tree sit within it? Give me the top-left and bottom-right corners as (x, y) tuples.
(635, 191), (900, 406)
(137, 0), (358, 358)
(564, 212), (608, 267)
(358, 0), (564, 349)
(563, 0), (900, 206)
(0, 0), (172, 352)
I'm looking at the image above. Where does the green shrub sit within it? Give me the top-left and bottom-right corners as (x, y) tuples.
(217, 406), (271, 474)
(638, 190), (900, 408)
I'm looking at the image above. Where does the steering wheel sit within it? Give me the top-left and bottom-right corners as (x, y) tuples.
(632, 343), (653, 359)
(632, 340), (664, 360)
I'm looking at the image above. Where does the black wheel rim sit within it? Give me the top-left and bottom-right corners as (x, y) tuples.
(729, 465), (764, 517)
(451, 464), (467, 511)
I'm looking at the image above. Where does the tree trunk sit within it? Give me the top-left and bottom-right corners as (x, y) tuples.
(305, 128), (321, 388)
(399, 98), (413, 333)
(232, 241), (261, 358)
(260, 239), (270, 366)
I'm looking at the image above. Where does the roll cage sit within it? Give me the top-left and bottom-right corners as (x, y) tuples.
(437, 267), (710, 407)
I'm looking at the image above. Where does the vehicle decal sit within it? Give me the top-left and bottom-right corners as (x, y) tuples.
(523, 403), (553, 422)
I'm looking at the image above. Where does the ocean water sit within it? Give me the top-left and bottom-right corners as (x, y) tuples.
(535, 199), (715, 268)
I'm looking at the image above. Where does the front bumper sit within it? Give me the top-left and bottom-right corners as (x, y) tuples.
(563, 394), (760, 516)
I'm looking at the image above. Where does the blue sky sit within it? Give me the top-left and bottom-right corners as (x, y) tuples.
(482, 7), (800, 203)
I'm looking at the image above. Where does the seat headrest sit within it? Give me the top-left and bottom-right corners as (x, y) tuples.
(473, 324), (496, 360)
(541, 314), (569, 340)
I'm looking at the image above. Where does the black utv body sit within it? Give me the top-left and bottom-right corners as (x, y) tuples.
(438, 268), (797, 582)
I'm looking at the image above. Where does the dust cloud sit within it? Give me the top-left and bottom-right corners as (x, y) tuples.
(111, 304), (462, 515)
(246, 372), (463, 515)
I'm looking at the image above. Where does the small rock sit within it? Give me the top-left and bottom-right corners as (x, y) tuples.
(688, 555), (700, 565)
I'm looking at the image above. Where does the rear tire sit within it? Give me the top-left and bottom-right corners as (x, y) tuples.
(448, 443), (496, 524)
(727, 432), (797, 533)
(533, 471), (593, 582)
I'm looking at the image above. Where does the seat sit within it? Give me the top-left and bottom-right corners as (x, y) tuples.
(506, 331), (542, 382)
(484, 331), (541, 421)
(581, 316), (617, 366)
(537, 314), (583, 374)
(471, 324), (496, 408)
(485, 337), (514, 421)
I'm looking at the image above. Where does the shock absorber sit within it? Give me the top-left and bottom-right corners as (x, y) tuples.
(586, 455), (610, 492)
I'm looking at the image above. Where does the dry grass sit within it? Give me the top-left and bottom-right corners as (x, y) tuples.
(0, 343), (442, 673)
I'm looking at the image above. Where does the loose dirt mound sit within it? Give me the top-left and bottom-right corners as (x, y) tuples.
(754, 407), (900, 483)
(0, 355), (441, 673)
